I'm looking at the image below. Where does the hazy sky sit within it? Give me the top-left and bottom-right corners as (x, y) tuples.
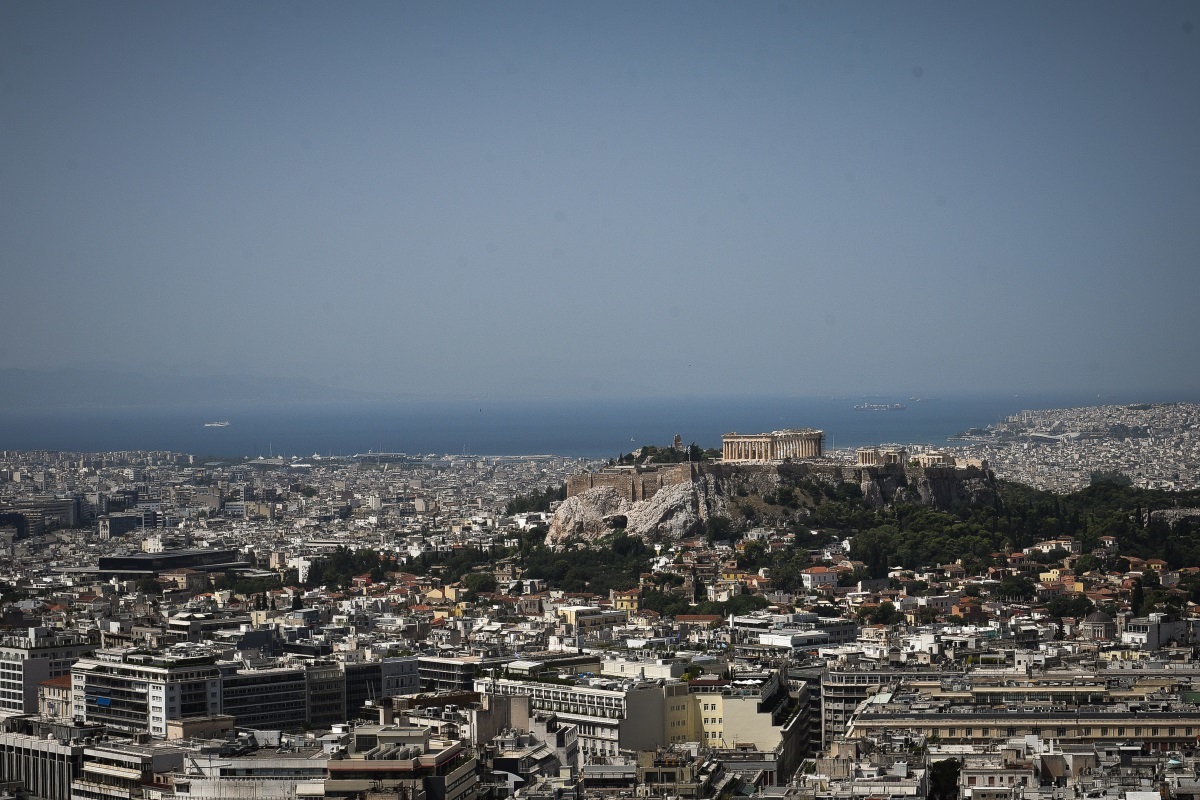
(3, 2), (1198, 399)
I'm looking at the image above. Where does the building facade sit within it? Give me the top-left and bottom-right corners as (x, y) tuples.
(0, 628), (94, 714)
(475, 677), (668, 761)
(218, 663), (308, 731)
(72, 648), (221, 738)
(721, 429), (823, 462)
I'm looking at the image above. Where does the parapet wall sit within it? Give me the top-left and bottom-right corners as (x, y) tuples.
(567, 463), (700, 502)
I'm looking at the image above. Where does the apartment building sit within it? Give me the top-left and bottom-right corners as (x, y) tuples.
(0, 717), (99, 800)
(475, 676), (667, 761)
(72, 648), (221, 738)
(324, 724), (478, 800)
(419, 654), (513, 693)
(218, 663), (308, 731)
(71, 740), (184, 800)
(0, 628), (94, 714)
(846, 688), (1200, 753)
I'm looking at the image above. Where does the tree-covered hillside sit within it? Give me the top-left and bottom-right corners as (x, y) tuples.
(823, 478), (1200, 577)
(301, 479), (1200, 609)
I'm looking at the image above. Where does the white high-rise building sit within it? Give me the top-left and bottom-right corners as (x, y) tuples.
(72, 646), (221, 738)
(0, 627), (94, 714)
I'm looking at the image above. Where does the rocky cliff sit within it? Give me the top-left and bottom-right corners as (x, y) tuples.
(546, 461), (1000, 547)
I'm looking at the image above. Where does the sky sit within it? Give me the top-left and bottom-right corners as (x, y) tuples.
(2, 1), (1199, 400)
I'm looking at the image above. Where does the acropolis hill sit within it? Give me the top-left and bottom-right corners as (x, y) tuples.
(552, 450), (998, 545)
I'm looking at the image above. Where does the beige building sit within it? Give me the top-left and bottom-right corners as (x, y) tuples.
(1, 628), (94, 715)
(722, 429), (823, 461)
(37, 674), (72, 721)
(556, 606), (628, 636)
(914, 450), (956, 467)
(843, 668), (1200, 753)
(684, 671), (797, 751)
(478, 670), (807, 771)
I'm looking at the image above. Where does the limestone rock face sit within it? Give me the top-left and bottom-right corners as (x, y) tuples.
(861, 478), (885, 509)
(623, 480), (707, 541)
(547, 479), (724, 546)
(546, 487), (630, 543)
(911, 467), (1000, 508)
(547, 461), (1002, 547)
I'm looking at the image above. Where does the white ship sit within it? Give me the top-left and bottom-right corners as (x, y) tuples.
(203, 421), (231, 427)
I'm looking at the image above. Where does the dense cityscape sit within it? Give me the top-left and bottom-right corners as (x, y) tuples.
(2, 403), (1200, 800)
(6, 1), (1199, 800)
(950, 403), (1200, 493)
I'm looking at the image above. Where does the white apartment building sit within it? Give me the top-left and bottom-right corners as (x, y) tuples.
(475, 676), (669, 760)
(72, 647), (221, 738)
(0, 627), (94, 714)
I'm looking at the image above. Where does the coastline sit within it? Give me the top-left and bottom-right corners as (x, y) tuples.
(0, 392), (1190, 460)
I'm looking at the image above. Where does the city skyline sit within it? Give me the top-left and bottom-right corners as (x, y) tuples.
(3, 2), (1199, 399)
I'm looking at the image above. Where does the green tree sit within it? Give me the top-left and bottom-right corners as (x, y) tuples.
(928, 759), (961, 800)
(1090, 470), (1132, 487)
(916, 606), (940, 624)
(462, 572), (498, 595)
(1046, 594), (1093, 619)
(868, 602), (903, 625)
(739, 541), (769, 570)
(506, 485), (567, 515)
(997, 576), (1035, 600)
(705, 515), (733, 543)
(1131, 579), (1146, 617)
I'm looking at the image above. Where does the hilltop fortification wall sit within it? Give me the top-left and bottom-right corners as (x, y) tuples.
(566, 463), (700, 502)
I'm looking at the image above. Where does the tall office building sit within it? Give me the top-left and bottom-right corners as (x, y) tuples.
(218, 662), (308, 730)
(0, 627), (94, 714)
(72, 647), (221, 738)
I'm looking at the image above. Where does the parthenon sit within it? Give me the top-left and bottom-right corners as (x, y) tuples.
(721, 428), (824, 461)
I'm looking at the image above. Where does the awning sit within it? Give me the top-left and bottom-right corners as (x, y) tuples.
(83, 763), (143, 780)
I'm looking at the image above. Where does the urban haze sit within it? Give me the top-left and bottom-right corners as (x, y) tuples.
(3, 2), (1199, 399)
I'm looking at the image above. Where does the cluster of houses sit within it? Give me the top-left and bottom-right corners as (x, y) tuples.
(4, 449), (1200, 800)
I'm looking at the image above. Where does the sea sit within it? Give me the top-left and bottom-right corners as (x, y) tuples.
(0, 391), (1184, 460)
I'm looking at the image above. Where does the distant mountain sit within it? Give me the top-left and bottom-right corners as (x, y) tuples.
(0, 368), (388, 409)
